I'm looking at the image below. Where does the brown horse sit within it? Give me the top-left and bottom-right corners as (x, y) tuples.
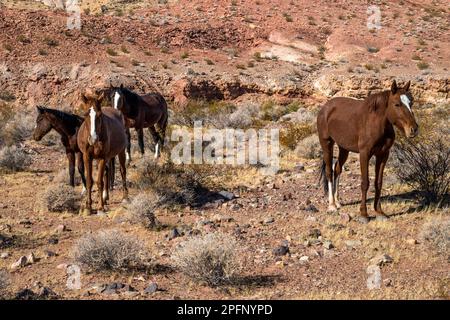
(317, 80), (419, 223)
(77, 93), (128, 214)
(33, 106), (86, 192)
(109, 84), (168, 161)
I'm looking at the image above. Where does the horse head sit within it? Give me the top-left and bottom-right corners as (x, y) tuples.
(110, 84), (125, 112)
(33, 106), (52, 141)
(81, 93), (104, 146)
(386, 80), (419, 138)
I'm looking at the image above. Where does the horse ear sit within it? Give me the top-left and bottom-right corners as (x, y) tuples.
(36, 106), (44, 113)
(120, 84), (124, 90)
(391, 80), (398, 94)
(403, 81), (411, 91)
(81, 93), (88, 104)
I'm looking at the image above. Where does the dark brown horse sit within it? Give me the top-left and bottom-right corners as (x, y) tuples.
(77, 93), (128, 214)
(317, 80), (419, 223)
(109, 84), (168, 161)
(33, 106), (86, 192)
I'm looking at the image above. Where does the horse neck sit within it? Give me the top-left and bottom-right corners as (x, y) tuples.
(47, 112), (78, 138)
(122, 90), (139, 118)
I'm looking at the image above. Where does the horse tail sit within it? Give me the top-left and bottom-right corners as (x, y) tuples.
(319, 160), (328, 195)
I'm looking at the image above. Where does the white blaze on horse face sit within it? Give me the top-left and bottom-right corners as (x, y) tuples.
(113, 91), (120, 109)
(89, 107), (97, 143)
(400, 95), (412, 113)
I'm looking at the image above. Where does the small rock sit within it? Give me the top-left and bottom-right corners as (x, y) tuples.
(263, 217), (275, 224)
(299, 256), (309, 264)
(11, 256), (27, 270)
(273, 244), (289, 256)
(344, 240), (362, 249)
(218, 191), (235, 200)
(366, 265), (382, 290)
(43, 250), (57, 258)
(0, 252), (9, 259)
(369, 254), (393, 266)
(339, 212), (351, 223)
(27, 252), (36, 264)
(54, 225), (67, 233)
(323, 240), (334, 250)
(167, 228), (180, 240)
(144, 282), (158, 294)
(383, 278), (393, 287)
(406, 239), (417, 245)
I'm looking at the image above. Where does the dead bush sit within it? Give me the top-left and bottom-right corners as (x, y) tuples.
(0, 112), (34, 147)
(0, 146), (32, 173)
(132, 157), (207, 207)
(72, 230), (151, 271)
(171, 232), (242, 286)
(295, 134), (321, 159)
(419, 216), (450, 255)
(227, 104), (260, 129)
(127, 192), (160, 229)
(392, 138), (450, 204)
(42, 183), (81, 212)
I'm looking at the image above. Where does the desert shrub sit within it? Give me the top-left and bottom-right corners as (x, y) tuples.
(42, 183), (81, 212)
(280, 107), (316, 124)
(260, 101), (300, 122)
(132, 157), (206, 207)
(280, 123), (316, 150)
(127, 192), (160, 229)
(419, 216), (450, 255)
(295, 134), (321, 159)
(227, 104), (260, 129)
(392, 138), (450, 204)
(0, 146), (32, 173)
(0, 112), (33, 147)
(171, 232), (241, 286)
(72, 230), (150, 271)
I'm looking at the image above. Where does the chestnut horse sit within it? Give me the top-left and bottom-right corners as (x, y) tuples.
(77, 94), (128, 214)
(317, 80), (419, 223)
(33, 106), (86, 192)
(109, 84), (168, 161)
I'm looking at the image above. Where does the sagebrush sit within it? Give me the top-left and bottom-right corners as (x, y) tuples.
(0, 269), (9, 296)
(42, 183), (81, 212)
(295, 134), (321, 159)
(127, 192), (160, 228)
(0, 146), (32, 173)
(419, 216), (449, 255)
(392, 138), (450, 203)
(171, 232), (242, 286)
(72, 230), (151, 271)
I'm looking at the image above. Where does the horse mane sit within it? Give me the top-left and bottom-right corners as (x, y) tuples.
(364, 91), (390, 113)
(121, 88), (141, 118)
(41, 107), (84, 131)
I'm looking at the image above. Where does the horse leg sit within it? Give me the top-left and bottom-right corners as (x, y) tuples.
(67, 152), (75, 187)
(321, 138), (336, 212)
(125, 127), (131, 165)
(76, 152), (86, 195)
(137, 128), (145, 156)
(155, 113), (168, 158)
(97, 159), (106, 212)
(118, 151), (129, 203)
(103, 160), (110, 204)
(358, 151), (370, 223)
(149, 126), (160, 159)
(333, 147), (349, 209)
(109, 157), (115, 191)
(83, 152), (93, 214)
(374, 151), (390, 220)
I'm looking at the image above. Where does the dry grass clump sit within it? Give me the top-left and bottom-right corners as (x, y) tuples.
(132, 157), (206, 207)
(126, 192), (160, 229)
(72, 230), (151, 271)
(227, 104), (260, 129)
(280, 123), (316, 150)
(171, 232), (242, 286)
(0, 146), (32, 173)
(41, 183), (81, 212)
(392, 138), (449, 204)
(419, 216), (449, 255)
(260, 101), (300, 122)
(295, 134), (321, 159)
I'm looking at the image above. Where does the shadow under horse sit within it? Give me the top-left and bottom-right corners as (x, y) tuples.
(317, 80), (419, 223)
(108, 84), (168, 162)
(77, 92), (129, 214)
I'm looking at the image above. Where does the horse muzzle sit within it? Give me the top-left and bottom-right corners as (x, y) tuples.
(406, 126), (419, 139)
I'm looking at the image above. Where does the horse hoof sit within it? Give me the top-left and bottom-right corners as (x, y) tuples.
(375, 214), (389, 222)
(335, 202), (342, 209)
(356, 216), (370, 224)
(327, 205), (338, 213)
